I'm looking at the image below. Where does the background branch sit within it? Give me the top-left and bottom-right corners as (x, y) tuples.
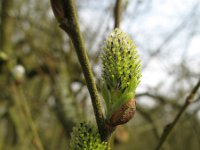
(155, 78), (200, 150)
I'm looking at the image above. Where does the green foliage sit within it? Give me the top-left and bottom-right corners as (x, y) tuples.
(101, 28), (141, 118)
(70, 122), (110, 150)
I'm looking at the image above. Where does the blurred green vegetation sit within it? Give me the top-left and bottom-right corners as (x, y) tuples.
(0, 0), (200, 150)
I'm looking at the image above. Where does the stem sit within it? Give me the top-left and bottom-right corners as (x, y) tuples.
(155, 78), (200, 150)
(51, 0), (108, 140)
(114, 0), (123, 28)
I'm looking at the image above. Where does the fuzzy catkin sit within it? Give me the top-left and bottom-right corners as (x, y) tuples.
(101, 28), (141, 120)
(70, 122), (109, 150)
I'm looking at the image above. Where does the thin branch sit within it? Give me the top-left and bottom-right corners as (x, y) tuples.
(136, 92), (167, 104)
(114, 0), (122, 28)
(11, 84), (44, 150)
(136, 92), (181, 109)
(155, 78), (200, 150)
(50, 0), (109, 140)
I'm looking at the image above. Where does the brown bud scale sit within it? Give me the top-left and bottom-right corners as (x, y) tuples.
(108, 99), (136, 127)
(50, 0), (65, 23)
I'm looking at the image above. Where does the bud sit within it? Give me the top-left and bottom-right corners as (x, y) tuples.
(50, 0), (65, 23)
(101, 28), (141, 126)
(12, 65), (25, 84)
(70, 122), (110, 150)
(109, 99), (136, 126)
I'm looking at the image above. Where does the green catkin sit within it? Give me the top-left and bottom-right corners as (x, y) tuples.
(70, 122), (110, 150)
(101, 28), (142, 119)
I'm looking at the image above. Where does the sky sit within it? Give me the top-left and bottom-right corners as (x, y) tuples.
(78, 0), (199, 88)
(75, 0), (200, 112)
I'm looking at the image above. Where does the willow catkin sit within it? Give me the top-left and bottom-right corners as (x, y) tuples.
(70, 122), (110, 150)
(101, 28), (141, 126)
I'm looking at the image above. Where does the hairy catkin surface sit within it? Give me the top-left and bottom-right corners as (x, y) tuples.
(102, 28), (141, 94)
(70, 122), (110, 150)
(101, 28), (141, 121)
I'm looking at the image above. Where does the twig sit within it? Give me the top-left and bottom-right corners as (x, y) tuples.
(155, 78), (200, 150)
(50, 0), (107, 140)
(114, 0), (122, 28)
(136, 92), (181, 109)
(136, 92), (168, 104)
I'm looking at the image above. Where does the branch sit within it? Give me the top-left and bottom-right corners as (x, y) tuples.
(155, 78), (200, 150)
(114, 0), (123, 28)
(50, 0), (107, 140)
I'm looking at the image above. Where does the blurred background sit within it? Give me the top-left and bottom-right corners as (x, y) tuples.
(0, 0), (200, 149)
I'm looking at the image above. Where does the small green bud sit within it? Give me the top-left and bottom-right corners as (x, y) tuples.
(70, 122), (110, 150)
(101, 28), (141, 126)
